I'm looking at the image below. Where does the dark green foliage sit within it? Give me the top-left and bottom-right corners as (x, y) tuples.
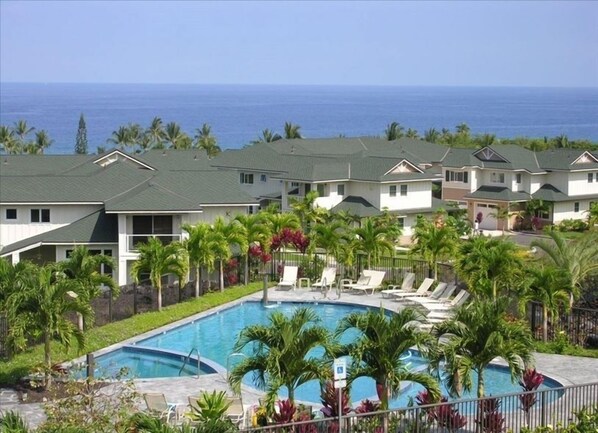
(0, 411), (30, 433)
(75, 114), (88, 155)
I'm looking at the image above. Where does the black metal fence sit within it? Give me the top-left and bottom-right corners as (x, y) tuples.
(241, 382), (598, 433)
(529, 302), (598, 346)
(0, 314), (8, 358)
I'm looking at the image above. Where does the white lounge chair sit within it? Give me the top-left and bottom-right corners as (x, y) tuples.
(407, 283), (457, 307)
(391, 277), (435, 300)
(312, 267), (337, 292)
(277, 265), (298, 291)
(225, 396), (245, 427)
(424, 290), (470, 312)
(344, 270), (386, 295)
(380, 272), (416, 297)
(144, 393), (180, 424)
(398, 281), (447, 303)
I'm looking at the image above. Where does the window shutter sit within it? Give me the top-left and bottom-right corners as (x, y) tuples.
(445, 171), (450, 181)
(463, 172), (468, 183)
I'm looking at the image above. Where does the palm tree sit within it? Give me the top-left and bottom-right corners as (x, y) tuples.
(456, 236), (525, 299)
(522, 266), (570, 342)
(290, 190), (328, 234)
(585, 202), (598, 229)
(164, 122), (192, 149)
(310, 219), (348, 266)
(228, 307), (333, 407)
(212, 217), (247, 292)
(107, 126), (133, 150)
(59, 246), (117, 330)
(384, 122), (404, 141)
(13, 120), (35, 144)
(4, 263), (91, 388)
(405, 128), (419, 139)
(194, 123), (221, 157)
(234, 214), (271, 285)
(352, 217), (395, 268)
(424, 128), (440, 143)
(411, 215), (459, 280)
(430, 299), (534, 398)
(0, 125), (19, 154)
(489, 205), (512, 234)
(455, 123), (471, 141)
(31, 130), (54, 154)
(554, 134), (569, 149)
(263, 211), (301, 235)
(183, 222), (220, 297)
(146, 117), (166, 149)
(127, 123), (144, 151)
(283, 122), (302, 139)
(336, 307), (440, 410)
(531, 230), (598, 307)
(130, 237), (188, 311)
(252, 128), (282, 144)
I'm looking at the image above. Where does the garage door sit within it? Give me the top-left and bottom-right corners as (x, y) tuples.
(475, 203), (498, 230)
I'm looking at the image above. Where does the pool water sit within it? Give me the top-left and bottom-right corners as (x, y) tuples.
(90, 301), (561, 408)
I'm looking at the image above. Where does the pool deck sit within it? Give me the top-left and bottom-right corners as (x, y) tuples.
(2, 286), (597, 429)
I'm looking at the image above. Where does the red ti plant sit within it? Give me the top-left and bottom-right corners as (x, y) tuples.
(519, 369), (544, 425)
(271, 399), (297, 425)
(416, 390), (466, 432)
(476, 398), (506, 433)
(320, 381), (352, 418)
(354, 399), (381, 415)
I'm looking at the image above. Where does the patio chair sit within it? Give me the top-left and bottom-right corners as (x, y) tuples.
(225, 396), (245, 427)
(407, 282), (457, 307)
(424, 290), (471, 312)
(143, 393), (179, 424)
(390, 278), (435, 300)
(380, 272), (416, 297)
(277, 265), (298, 291)
(344, 270), (386, 295)
(311, 267), (337, 293)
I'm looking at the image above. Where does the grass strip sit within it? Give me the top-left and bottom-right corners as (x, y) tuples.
(0, 282), (264, 385)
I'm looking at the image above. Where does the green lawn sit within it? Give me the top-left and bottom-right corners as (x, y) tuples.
(534, 341), (598, 358)
(0, 282), (264, 385)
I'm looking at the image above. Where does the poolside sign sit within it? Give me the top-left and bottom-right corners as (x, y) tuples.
(333, 358), (347, 388)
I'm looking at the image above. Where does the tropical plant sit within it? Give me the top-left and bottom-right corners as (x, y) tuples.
(183, 222), (220, 296)
(188, 391), (232, 422)
(59, 245), (118, 330)
(0, 410), (29, 433)
(336, 307), (440, 410)
(521, 265), (570, 341)
(430, 298), (535, 398)
(290, 190), (328, 234)
(130, 237), (189, 311)
(384, 122), (404, 141)
(352, 217), (396, 268)
(531, 230), (598, 307)
(234, 214), (271, 285)
(0, 125), (19, 154)
(211, 217), (247, 292)
(456, 236), (525, 299)
(75, 113), (88, 154)
(146, 116), (166, 149)
(283, 122), (302, 139)
(410, 214), (459, 280)
(228, 307), (334, 408)
(107, 125), (134, 150)
(424, 128), (440, 143)
(195, 123), (221, 157)
(164, 122), (192, 149)
(310, 219), (348, 265)
(320, 380), (352, 417)
(586, 202), (598, 229)
(489, 205), (512, 234)
(29, 130), (54, 154)
(13, 119), (35, 143)
(4, 264), (91, 388)
(405, 128), (419, 139)
(252, 128), (282, 144)
(263, 211), (301, 235)
(519, 368), (544, 426)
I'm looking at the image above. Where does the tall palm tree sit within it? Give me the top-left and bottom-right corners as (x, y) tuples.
(228, 307), (333, 407)
(252, 128), (282, 144)
(405, 128), (419, 139)
(130, 238), (188, 311)
(212, 217), (247, 292)
(146, 117), (166, 149)
(424, 128), (440, 143)
(554, 134), (569, 149)
(531, 231), (598, 307)
(234, 214), (271, 285)
(522, 266), (570, 342)
(164, 122), (192, 149)
(4, 263), (91, 388)
(182, 222), (220, 297)
(13, 120), (35, 143)
(352, 217), (395, 268)
(384, 122), (404, 141)
(0, 125), (19, 154)
(336, 307), (440, 410)
(456, 236), (525, 299)
(107, 125), (133, 150)
(289, 190), (328, 234)
(586, 202), (598, 229)
(411, 215), (459, 280)
(263, 211), (301, 235)
(310, 219), (348, 266)
(59, 246), (117, 330)
(194, 123), (221, 157)
(31, 130), (54, 154)
(430, 299), (534, 398)
(283, 122), (302, 139)
(489, 205), (511, 234)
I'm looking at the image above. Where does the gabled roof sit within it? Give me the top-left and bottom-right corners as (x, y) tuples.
(92, 149), (156, 170)
(442, 145), (544, 173)
(330, 196), (379, 217)
(536, 149), (598, 171)
(531, 184), (570, 202)
(0, 210), (118, 255)
(465, 186), (530, 202)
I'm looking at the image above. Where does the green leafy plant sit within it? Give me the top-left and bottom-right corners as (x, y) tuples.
(189, 391), (232, 422)
(0, 411), (30, 433)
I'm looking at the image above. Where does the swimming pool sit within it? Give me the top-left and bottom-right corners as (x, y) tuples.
(88, 301), (562, 408)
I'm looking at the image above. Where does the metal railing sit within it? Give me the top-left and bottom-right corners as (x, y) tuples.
(126, 233), (182, 252)
(529, 302), (598, 346)
(241, 381), (598, 433)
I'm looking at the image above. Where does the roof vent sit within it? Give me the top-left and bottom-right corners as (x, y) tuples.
(194, 155), (198, 160)
(290, 145), (295, 154)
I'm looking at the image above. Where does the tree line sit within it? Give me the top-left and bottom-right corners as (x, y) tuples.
(1, 117), (596, 156)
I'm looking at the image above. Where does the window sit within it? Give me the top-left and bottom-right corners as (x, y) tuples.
(305, 184), (311, 193)
(389, 185), (397, 197)
(240, 173), (254, 184)
(397, 217), (405, 228)
(516, 173), (522, 184)
(291, 182), (299, 187)
(574, 202), (580, 213)
(317, 184), (325, 196)
(337, 184), (345, 196)
(491, 172), (505, 183)
(400, 185), (408, 196)
(589, 173), (594, 183)
(5, 209), (17, 220)
(30, 208), (50, 223)
(260, 174), (267, 182)
(445, 170), (468, 183)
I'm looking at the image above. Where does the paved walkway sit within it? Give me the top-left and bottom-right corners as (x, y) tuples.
(2, 286), (597, 430)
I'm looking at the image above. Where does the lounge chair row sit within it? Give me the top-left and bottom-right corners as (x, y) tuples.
(277, 266), (387, 295)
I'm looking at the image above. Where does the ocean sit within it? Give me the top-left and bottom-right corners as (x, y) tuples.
(1, 83), (597, 155)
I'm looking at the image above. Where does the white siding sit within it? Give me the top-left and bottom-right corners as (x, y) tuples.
(553, 200), (594, 224)
(442, 169), (472, 191)
(380, 181), (431, 211)
(349, 182), (381, 209)
(530, 174), (547, 194)
(470, 169), (479, 192)
(0, 204), (103, 248)
(314, 181), (346, 209)
(567, 171), (598, 196)
(546, 172), (570, 195)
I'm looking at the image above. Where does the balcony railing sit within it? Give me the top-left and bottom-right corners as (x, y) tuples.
(126, 234), (182, 252)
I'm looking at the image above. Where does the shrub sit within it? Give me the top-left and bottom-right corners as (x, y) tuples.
(555, 219), (588, 232)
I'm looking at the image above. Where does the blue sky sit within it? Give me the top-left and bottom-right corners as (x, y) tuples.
(1, 1), (597, 87)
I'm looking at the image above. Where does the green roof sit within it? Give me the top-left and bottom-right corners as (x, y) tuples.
(465, 186), (530, 202)
(0, 210), (117, 255)
(442, 145), (544, 173)
(531, 184), (570, 202)
(536, 149), (598, 170)
(330, 196), (379, 217)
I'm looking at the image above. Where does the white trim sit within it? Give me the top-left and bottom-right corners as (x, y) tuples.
(105, 210), (204, 214)
(1, 242), (42, 257)
(0, 202), (104, 205)
(473, 147), (508, 162)
(572, 151), (598, 165)
(200, 203), (258, 207)
(92, 150), (156, 170)
(383, 159), (424, 175)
